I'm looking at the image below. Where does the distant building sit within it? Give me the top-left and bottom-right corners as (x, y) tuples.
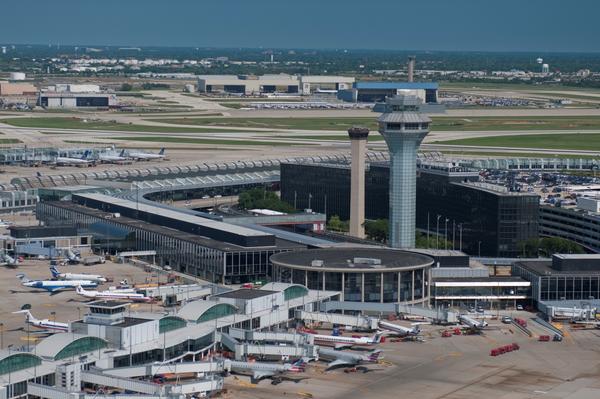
(337, 81), (440, 105)
(38, 92), (117, 108)
(197, 74), (354, 95)
(0, 81), (37, 96)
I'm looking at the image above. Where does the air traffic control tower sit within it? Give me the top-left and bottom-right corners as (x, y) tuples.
(378, 95), (431, 248)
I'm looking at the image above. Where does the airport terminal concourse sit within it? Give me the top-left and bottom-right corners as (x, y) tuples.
(270, 248), (434, 304)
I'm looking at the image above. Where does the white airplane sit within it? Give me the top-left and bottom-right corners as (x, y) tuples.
(50, 266), (107, 283)
(76, 285), (153, 302)
(17, 274), (98, 293)
(459, 314), (488, 330)
(317, 347), (382, 369)
(378, 320), (421, 337)
(55, 150), (92, 166)
(127, 148), (165, 161)
(310, 331), (383, 350)
(13, 310), (69, 332)
(224, 358), (306, 382)
(98, 149), (131, 164)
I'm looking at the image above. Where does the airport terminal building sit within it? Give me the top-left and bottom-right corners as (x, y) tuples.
(36, 193), (306, 284)
(270, 248), (434, 305)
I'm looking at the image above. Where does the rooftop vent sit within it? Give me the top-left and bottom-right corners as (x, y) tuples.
(311, 260), (324, 267)
(353, 257), (382, 265)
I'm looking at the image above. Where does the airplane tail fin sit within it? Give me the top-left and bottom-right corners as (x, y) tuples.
(12, 310), (35, 322)
(49, 265), (60, 278)
(16, 273), (29, 283)
(158, 148), (165, 155)
(292, 358), (307, 369)
(75, 285), (85, 295)
(119, 149), (126, 157)
(372, 331), (383, 343)
(367, 349), (383, 362)
(81, 150), (90, 160)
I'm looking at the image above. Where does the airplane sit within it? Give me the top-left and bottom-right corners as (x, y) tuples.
(12, 310), (69, 332)
(55, 150), (92, 166)
(17, 274), (98, 293)
(378, 320), (421, 337)
(459, 314), (488, 330)
(75, 285), (153, 302)
(309, 331), (383, 350)
(98, 149), (131, 164)
(317, 347), (382, 369)
(127, 148), (166, 161)
(224, 358), (306, 383)
(50, 266), (107, 283)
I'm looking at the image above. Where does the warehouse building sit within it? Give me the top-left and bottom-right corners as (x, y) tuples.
(280, 160), (539, 257)
(197, 74), (354, 95)
(270, 247), (434, 305)
(36, 193), (306, 284)
(38, 92), (118, 108)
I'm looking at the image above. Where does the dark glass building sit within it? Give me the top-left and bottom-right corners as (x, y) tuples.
(280, 161), (539, 257)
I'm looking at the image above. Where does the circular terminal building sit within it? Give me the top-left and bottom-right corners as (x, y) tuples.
(270, 248), (434, 304)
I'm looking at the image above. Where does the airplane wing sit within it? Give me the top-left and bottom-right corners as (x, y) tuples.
(252, 371), (275, 381)
(327, 359), (355, 369)
(47, 286), (64, 293)
(334, 343), (353, 350)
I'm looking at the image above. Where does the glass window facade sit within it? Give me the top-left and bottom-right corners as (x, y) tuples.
(273, 265), (429, 304)
(55, 337), (107, 360)
(197, 304), (237, 323)
(283, 285), (308, 301)
(159, 316), (187, 333)
(280, 162), (539, 257)
(0, 354), (42, 375)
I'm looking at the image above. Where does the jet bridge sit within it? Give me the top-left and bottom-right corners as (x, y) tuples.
(296, 310), (379, 330)
(219, 332), (317, 360)
(100, 360), (223, 378)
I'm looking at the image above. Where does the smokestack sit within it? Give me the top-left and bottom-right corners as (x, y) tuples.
(407, 56), (416, 83)
(347, 127), (370, 238)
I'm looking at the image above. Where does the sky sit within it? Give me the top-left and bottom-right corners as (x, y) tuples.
(1, 0), (599, 52)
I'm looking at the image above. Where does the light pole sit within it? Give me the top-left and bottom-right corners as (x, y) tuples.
(0, 322), (3, 349)
(478, 241), (482, 257)
(427, 212), (430, 242)
(458, 224), (463, 252)
(436, 215), (441, 249)
(444, 218), (449, 250)
(452, 220), (456, 250)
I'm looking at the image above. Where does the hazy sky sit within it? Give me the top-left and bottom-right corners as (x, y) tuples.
(2, 0), (598, 52)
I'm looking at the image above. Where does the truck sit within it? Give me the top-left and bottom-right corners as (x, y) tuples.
(83, 255), (105, 266)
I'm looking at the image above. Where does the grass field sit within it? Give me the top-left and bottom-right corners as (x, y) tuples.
(433, 133), (600, 151)
(111, 136), (307, 146)
(276, 134), (385, 142)
(0, 139), (21, 144)
(148, 116), (600, 132)
(0, 117), (226, 133)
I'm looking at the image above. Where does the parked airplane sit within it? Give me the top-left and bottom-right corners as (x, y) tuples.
(50, 266), (107, 283)
(317, 347), (382, 369)
(55, 151), (92, 166)
(224, 358), (306, 382)
(127, 148), (165, 161)
(12, 310), (69, 332)
(17, 274), (98, 292)
(459, 314), (488, 330)
(76, 285), (153, 302)
(378, 320), (421, 336)
(310, 331), (383, 350)
(98, 149), (131, 164)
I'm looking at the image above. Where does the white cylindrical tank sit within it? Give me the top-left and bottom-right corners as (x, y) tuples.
(536, 57), (543, 64)
(184, 84), (195, 93)
(9, 72), (26, 81)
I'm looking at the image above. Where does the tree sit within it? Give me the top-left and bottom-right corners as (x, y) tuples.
(518, 237), (584, 257)
(364, 219), (388, 242)
(327, 215), (348, 232)
(120, 83), (133, 91)
(237, 188), (295, 213)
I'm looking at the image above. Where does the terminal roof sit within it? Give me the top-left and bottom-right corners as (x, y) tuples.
(213, 288), (279, 300)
